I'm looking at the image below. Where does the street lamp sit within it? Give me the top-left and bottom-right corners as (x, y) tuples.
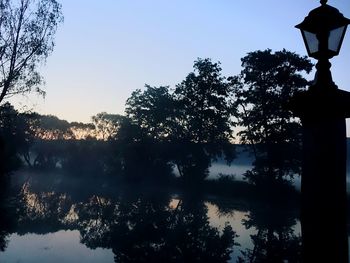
(296, 1), (350, 60)
(295, 0), (350, 90)
(290, 1), (350, 262)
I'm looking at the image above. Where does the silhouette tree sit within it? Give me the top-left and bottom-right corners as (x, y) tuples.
(0, 103), (33, 173)
(107, 112), (173, 182)
(125, 85), (174, 140)
(69, 121), (95, 140)
(233, 49), (312, 186)
(60, 139), (117, 176)
(92, 112), (125, 141)
(174, 59), (234, 143)
(172, 58), (236, 182)
(123, 59), (236, 183)
(29, 114), (73, 140)
(122, 85), (177, 182)
(0, 0), (63, 103)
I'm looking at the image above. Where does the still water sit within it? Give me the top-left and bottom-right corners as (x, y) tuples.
(2, 230), (114, 263)
(0, 169), (302, 263)
(1, 200), (262, 263)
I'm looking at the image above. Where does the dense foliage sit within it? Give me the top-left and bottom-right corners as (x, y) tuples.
(124, 59), (236, 183)
(232, 49), (312, 186)
(0, 103), (33, 173)
(0, 49), (312, 188)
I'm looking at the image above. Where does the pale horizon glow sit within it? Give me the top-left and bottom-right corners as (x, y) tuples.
(6, 0), (350, 135)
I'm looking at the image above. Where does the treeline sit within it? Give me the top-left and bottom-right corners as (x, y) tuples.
(0, 49), (313, 188)
(0, 104), (118, 173)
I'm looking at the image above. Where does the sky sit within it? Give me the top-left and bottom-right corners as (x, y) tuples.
(8, 0), (350, 127)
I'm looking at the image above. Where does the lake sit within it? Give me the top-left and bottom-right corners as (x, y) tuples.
(1, 148), (350, 263)
(208, 147), (350, 191)
(0, 168), (302, 263)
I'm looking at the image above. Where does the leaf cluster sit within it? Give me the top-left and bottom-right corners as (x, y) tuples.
(233, 49), (313, 183)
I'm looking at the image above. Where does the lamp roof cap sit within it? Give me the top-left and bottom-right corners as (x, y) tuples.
(296, 1), (350, 33)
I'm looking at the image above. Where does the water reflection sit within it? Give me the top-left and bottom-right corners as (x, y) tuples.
(237, 204), (301, 263)
(0, 178), (302, 263)
(0, 179), (16, 253)
(0, 203), (11, 252)
(3, 230), (114, 263)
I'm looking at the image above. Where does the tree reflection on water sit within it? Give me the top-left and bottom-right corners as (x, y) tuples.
(0, 178), (303, 263)
(2, 181), (237, 262)
(237, 203), (301, 263)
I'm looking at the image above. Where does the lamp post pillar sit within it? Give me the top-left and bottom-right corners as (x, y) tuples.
(291, 61), (350, 262)
(291, 65), (350, 262)
(290, 57), (350, 263)
(300, 113), (347, 262)
(291, 1), (350, 261)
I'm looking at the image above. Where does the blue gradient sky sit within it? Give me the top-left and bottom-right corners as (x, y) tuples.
(9, 0), (350, 127)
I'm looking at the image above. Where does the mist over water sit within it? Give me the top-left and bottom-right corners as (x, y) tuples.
(0, 174), (301, 263)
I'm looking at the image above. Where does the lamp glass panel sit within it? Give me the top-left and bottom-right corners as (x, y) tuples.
(303, 30), (319, 54)
(329, 26), (346, 52)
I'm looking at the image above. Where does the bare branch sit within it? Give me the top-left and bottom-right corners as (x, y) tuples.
(0, 0), (62, 104)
